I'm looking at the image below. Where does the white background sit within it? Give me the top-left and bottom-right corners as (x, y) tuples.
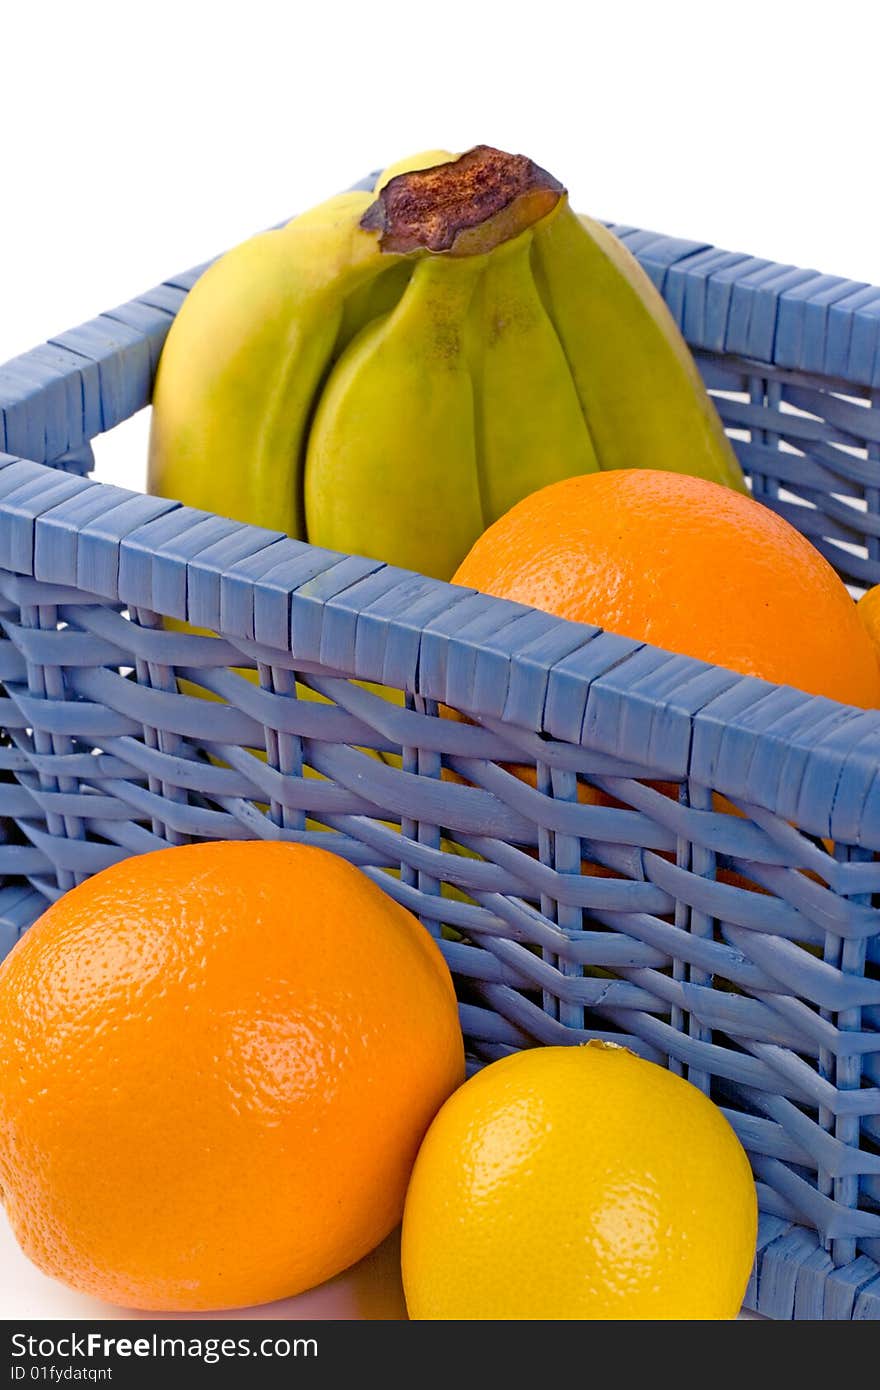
(3, 0), (880, 496)
(0, 0), (869, 1320)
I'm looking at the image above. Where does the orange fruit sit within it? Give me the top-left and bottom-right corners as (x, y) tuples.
(0, 841), (464, 1311)
(453, 470), (880, 708)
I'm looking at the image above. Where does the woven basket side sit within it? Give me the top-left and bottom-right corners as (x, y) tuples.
(0, 452), (879, 1279)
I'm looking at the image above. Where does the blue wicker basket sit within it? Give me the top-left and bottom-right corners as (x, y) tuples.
(2, 186), (880, 1321)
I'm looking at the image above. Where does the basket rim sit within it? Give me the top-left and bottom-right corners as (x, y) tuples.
(1, 448), (879, 851)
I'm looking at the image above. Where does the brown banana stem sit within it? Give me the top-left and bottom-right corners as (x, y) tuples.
(361, 145), (565, 257)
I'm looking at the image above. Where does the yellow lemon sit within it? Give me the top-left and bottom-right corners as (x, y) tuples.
(401, 1041), (757, 1320)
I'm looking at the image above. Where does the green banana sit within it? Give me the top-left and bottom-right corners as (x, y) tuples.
(148, 145), (745, 582)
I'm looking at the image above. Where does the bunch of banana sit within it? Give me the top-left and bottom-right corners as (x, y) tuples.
(149, 146), (744, 580)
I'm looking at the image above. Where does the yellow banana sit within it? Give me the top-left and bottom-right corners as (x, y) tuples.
(466, 228), (599, 522)
(531, 206), (745, 490)
(148, 191), (401, 534)
(332, 154), (458, 353)
(305, 254), (486, 580)
(149, 145), (746, 585)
